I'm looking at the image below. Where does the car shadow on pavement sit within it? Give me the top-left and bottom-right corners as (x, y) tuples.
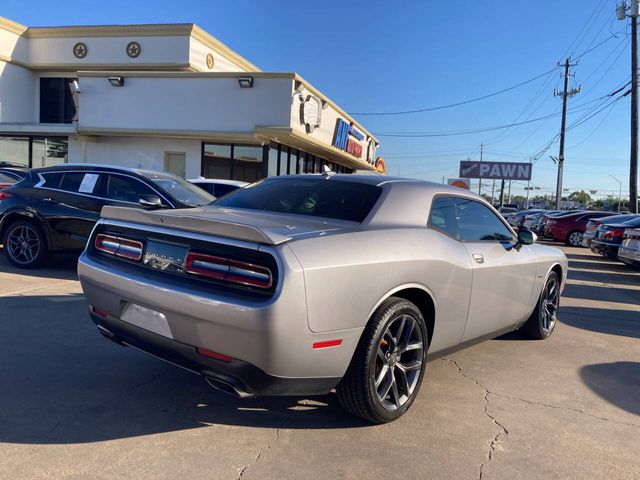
(567, 258), (640, 275)
(562, 283), (639, 304)
(568, 268), (640, 287)
(0, 293), (368, 446)
(0, 249), (79, 281)
(580, 362), (640, 417)
(560, 306), (640, 339)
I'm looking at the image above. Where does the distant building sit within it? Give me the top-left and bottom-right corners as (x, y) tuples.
(0, 17), (379, 180)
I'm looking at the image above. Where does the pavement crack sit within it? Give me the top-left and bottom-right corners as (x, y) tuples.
(445, 358), (508, 480)
(237, 428), (280, 479)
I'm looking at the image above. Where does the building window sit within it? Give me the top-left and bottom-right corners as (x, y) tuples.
(31, 137), (68, 168)
(202, 143), (232, 179)
(263, 143), (355, 178)
(0, 136), (67, 168)
(40, 78), (77, 124)
(233, 145), (263, 182)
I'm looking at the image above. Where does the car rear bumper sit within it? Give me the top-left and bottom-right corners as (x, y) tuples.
(90, 311), (340, 396)
(591, 240), (620, 257)
(78, 251), (361, 387)
(618, 245), (640, 266)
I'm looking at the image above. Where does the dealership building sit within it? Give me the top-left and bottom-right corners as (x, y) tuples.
(0, 16), (383, 181)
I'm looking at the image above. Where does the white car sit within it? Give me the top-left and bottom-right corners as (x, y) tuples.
(188, 178), (248, 198)
(618, 227), (640, 267)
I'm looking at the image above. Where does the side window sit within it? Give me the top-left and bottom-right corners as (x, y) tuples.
(105, 174), (154, 203)
(214, 184), (237, 197)
(428, 196), (460, 240)
(40, 172), (64, 189)
(59, 172), (101, 194)
(453, 199), (514, 242)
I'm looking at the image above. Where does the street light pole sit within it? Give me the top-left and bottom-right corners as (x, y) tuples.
(618, 0), (639, 213)
(610, 175), (623, 211)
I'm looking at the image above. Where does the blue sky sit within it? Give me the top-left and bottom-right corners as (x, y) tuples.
(3, 0), (633, 199)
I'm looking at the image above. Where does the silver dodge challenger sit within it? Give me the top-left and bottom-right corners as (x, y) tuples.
(78, 174), (567, 423)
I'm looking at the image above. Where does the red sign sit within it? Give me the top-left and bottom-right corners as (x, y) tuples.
(346, 138), (362, 158)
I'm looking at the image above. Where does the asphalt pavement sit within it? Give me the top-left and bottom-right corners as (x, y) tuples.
(0, 245), (638, 480)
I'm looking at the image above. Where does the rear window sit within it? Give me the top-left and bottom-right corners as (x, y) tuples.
(214, 177), (382, 223)
(0, 173), (15, 184)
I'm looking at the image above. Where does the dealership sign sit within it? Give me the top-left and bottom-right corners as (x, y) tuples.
(333, 119), (364, 158)
(459, 161), (532, 181)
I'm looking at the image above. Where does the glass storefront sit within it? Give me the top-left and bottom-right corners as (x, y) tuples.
(201, 141), (353, 181)
(0, 136), (67, 167)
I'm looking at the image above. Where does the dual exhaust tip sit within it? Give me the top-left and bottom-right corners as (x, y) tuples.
(205, 376), (254, 398)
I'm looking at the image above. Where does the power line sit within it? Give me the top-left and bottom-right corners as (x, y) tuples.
(348, 67), (560, 116)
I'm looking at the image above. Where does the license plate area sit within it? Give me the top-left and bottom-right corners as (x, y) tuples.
(121, 303), (173, 339)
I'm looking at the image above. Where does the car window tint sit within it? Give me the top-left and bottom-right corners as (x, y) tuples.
(59, 172), (89, 192)
(40, 172), (64, 189)
(214, 184), (238, 197)
(428, 196), (459, 239)
(151, 177), (213, 206)
(215, 178), (382, 223)
(0, 173), (15, 184)
(454, 199), (513, 242)
(106, 174), (154, 203)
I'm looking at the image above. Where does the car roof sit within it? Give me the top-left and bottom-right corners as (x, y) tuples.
(188, 178), (248, 186)
(30, 163), (181, 180)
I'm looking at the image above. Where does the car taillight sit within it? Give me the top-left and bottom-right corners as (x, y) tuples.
(94, 234), (143, 261)
(185, 251), (273, 289)
(602, 228), (625, 240)
(0, 190), (12, 200)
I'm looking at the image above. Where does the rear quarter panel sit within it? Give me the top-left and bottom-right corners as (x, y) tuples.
(287, 227), (474, 354)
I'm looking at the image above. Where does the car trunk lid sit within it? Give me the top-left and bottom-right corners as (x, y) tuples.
(100, 205), (350, 245)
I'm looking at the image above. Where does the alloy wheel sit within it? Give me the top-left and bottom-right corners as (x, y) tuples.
(6, 225), (41, 265)
(373, 314), (424, 411)
(541, 276), (559, 333)
(569, 232), (583, 246)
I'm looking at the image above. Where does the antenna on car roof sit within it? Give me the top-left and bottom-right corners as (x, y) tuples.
(322, 165), (336, 177)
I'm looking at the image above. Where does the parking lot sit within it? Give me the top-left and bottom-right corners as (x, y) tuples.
(0, 244), (638, 480)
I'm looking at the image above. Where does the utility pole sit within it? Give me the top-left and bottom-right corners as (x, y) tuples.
(478, 142), (484, 195)
(491, 179), (496, 205)
(617, 0), (639, 212)
(554, 58), (580, 209)
(499, 179), (505, 207)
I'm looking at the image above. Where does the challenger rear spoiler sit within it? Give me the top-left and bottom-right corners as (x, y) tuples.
(100, 206), (292, 245)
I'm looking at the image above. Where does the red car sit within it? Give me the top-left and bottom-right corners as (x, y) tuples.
(544, 211), (619, 246)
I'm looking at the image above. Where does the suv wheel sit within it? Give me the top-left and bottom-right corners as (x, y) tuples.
(336, 297), (428, 423)
(4, 220), (50, 268)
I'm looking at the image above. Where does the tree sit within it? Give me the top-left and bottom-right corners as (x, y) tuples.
(568, 190), (592, 206)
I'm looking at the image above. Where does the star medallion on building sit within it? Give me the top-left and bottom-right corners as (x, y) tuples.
(73, 42), (87, 59)
(126, 41), (141, 58)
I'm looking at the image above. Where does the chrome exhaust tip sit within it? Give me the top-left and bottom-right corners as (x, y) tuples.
(205, 376), (253, 398)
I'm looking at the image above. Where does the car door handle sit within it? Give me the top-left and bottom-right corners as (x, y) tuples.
(472, 253), (484, 264)
(42, 197), (57, 203)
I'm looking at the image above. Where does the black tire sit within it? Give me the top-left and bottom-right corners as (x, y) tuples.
(3, 220), (50, 269)
(524, 271), (560, 340)
(336, 297), (428, 424)
(565, 230), (583, 247)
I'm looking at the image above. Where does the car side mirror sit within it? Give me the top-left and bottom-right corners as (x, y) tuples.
(514, 228), (537, 251)
(139, 194), (163, 208)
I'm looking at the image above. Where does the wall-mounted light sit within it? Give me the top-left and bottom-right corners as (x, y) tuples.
(108, 76), (125, 87)
(237, 76), (254, 88)
(71, 79), (81, 94)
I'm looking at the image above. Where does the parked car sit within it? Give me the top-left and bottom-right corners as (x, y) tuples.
(543, 211), (618, 246)
(509, 209), (545, 228)
(78, 175), (567, 423)
(0, 164), (28, 189)
(523, 210), (554, 230)
(188, 178), (248, 198)
(0, 164), (214, 268)
(498, 206), (518, 217)
(618, 227), (640, 267)
(591, 216), (640, 258)
(582, 214), (637, 248)
(532, 210), (562, 235)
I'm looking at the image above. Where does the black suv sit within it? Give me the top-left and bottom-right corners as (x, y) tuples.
(0, 164), (214, 268)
